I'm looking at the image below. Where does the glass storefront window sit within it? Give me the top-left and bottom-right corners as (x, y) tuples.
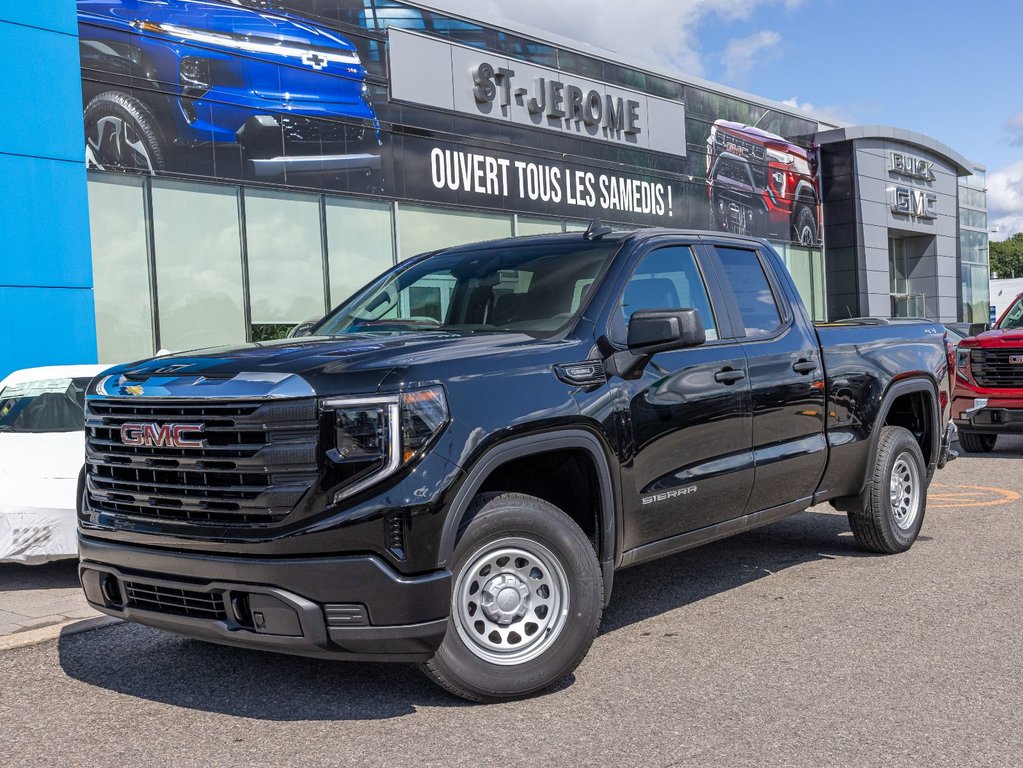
(786, 246), (814, 318)
(516, 216), (562, 235)
(398, 205), (511, 260)
(151, 180), (246, 352)
(962, 264), (990, 323)
(325, 197), (395, 308)
(87, 176), (154, 364)
(811, 249), (825, 321)
(244, 189), (325, 341)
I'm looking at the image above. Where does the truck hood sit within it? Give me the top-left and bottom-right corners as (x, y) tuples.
(101, 332), (566, 397)
(714, 120), (803, 153)
(965, 328), (1023, 347)
(138, 0), (359, 56)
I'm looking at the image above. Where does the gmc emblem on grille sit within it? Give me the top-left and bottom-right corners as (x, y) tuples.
(1010, 355), (1023, 365)
(120, 422), (206, 448)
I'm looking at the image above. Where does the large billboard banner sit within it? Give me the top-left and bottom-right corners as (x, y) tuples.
(77, 0), (822, 242)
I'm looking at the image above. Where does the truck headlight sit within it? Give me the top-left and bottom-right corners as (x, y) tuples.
(956, 349), (971, 381)
(322, 387), (448, 503)
(766, 148), (794, 164)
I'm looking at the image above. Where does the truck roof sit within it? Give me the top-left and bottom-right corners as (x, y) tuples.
(430, 228), (771, 258)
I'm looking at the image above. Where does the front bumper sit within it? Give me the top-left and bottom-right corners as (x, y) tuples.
(235, 114), (382, 177)
(0, 476), (78, 564)
(78, 534), (451, 661)
(952, 394), (1023, 435)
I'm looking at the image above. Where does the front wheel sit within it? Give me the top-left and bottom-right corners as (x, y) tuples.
(958, 431), (996, 453)
(422, 492), (603, 702)
(847, 425), (927, 554)
(84, 91), (167, 173)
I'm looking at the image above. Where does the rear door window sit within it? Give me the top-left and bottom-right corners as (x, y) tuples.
(714, 247), (783, 338)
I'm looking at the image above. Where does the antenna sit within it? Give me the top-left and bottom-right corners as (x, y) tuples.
(583, 219), (613, 240)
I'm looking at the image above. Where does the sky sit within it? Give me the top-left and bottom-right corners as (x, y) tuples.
(431, 0), (1022, 240)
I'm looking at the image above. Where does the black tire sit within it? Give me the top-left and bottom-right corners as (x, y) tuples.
(422, 492), (603, 703)
(847, 425), (927, 554)
(792, 203), (818, 246)
(84, 90), (167, 173)
(958, 431), (997, 453)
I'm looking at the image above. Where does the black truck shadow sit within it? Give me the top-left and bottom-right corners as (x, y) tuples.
(58, 510), (868, 719)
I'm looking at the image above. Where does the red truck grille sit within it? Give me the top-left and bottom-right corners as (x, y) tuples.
(971, 350), (1023, 388)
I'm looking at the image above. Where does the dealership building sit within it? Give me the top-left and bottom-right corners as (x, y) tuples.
(0, 1), (989, 377)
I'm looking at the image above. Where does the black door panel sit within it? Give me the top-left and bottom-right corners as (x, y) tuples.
(708, 243), (827, 513)
(621, 345), (753, 549)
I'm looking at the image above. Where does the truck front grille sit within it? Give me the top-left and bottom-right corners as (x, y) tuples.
(971, 350), (1023, 388)
(714, 129), (767, 162)
(85, 398), (319, 527)
(125, 580), (227, 621)
(281, 115), (367, 145)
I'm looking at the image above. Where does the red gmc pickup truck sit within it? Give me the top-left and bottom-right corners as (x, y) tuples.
(952, 291), (1023, 452)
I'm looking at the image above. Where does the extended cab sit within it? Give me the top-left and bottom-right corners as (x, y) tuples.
(952, 291), (1023, 452)
(78, 228), (954, 702)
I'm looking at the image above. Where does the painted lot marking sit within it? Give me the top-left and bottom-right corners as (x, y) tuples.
(929, 483), (1021, 509)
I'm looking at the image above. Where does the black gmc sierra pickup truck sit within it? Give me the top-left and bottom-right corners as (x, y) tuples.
(78, 226), (955, 702)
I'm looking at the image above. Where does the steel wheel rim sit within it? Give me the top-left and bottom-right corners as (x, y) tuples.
(452, 537), (570, 666)
(889, 453), (921, 530)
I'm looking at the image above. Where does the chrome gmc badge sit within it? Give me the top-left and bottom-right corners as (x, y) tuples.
(120, 422), (206, 448)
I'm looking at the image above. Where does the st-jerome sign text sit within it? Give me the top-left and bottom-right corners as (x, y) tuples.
(472, 62), (643, 138)
(387, 28), (686, 157)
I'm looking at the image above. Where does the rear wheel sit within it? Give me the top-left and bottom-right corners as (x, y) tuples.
(847, 425), (927, 554)
(422, 492), (602, 702)
(958, 431), (997, 453)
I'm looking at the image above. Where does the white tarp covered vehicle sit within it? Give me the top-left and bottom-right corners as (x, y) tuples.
(0, 365), (109, 564)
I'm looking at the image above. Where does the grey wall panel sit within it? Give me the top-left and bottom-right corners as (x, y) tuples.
(389, 30), (455, 111)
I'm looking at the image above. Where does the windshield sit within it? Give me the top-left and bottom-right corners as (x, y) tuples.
(998, 296), (1023, 330)
(0, 378), (91, 433)
(314, 241), (620, 337)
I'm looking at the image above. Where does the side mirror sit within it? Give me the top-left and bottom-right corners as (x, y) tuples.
(968, 322), (990, 337)
(608, 309), (706, 380)
(627, 309), (706, 353)
(288, 317), (322, 338)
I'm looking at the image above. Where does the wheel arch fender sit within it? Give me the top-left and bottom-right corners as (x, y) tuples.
(867, 376), (941, 487)
(438, 429), (617, 604)
(793, 179), (818, 205)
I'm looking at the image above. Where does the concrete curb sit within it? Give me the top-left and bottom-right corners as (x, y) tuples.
(0, 615), (122, 652)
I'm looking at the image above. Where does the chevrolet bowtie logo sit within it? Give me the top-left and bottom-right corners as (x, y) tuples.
(302, 51), (328, 69)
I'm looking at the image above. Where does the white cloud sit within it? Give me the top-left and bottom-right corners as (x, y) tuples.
(988, 159), (1023, 239)
(425, 0), (803, 79)
(780, 96), (856, 125)
(721, 30), (780, 86)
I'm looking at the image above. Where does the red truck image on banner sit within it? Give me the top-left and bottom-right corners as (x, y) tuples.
(706, 110), (822, 246)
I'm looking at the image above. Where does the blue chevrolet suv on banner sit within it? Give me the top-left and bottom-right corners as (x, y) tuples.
(78, 0), (382, 179)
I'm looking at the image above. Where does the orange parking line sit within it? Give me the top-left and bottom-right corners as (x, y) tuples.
(928, 483), (1020, 509)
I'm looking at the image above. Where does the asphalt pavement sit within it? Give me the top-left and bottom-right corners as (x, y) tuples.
(2, 438), (1022, 767)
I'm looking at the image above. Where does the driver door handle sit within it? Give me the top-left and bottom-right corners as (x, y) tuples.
(792, 359), (817, 374)
(714, 368), (746, 384)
